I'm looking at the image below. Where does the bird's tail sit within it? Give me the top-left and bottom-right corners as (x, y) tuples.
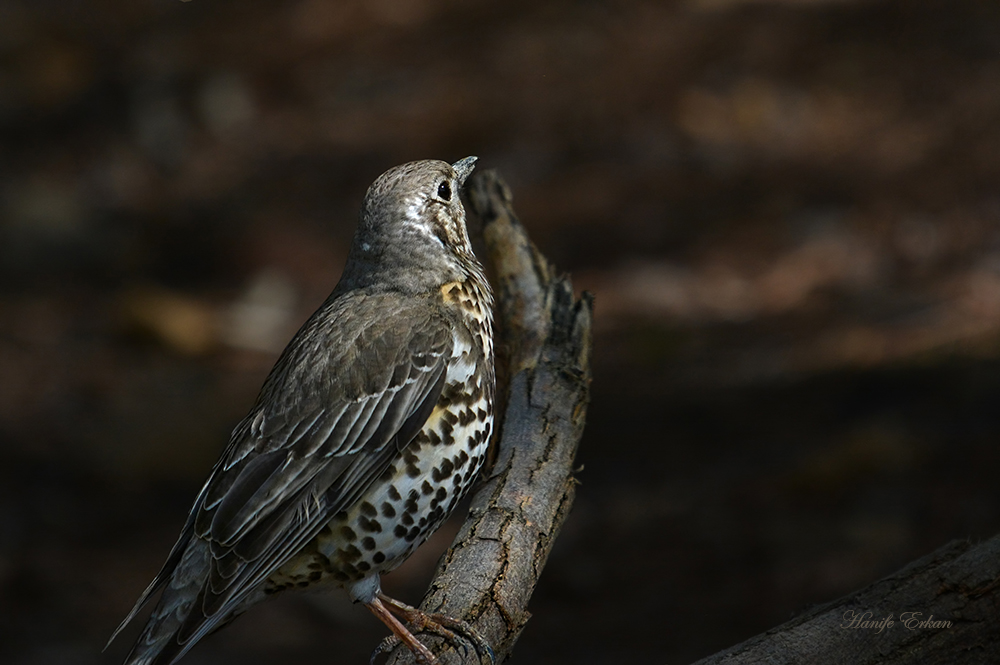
(115, 539), (212, 665)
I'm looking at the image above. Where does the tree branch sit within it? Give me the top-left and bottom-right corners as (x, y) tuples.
(385, 169), (1000, 665)
(693, 535), (1000, 665)
(387, 170), (593, 664)
(386, 167), (1000, 665)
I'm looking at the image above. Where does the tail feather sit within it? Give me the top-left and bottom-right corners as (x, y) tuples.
(118, 539), (211, 665)
(105, 572), (169, 651)
(106, 510), (200, 652)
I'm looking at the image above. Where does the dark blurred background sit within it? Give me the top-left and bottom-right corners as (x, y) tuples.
(2, 0), (999, 663)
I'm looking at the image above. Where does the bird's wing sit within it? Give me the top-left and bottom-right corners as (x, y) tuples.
(121, 291), (453, 662)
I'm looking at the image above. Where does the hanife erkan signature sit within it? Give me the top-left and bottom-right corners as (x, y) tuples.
(841, 610), (952, 633)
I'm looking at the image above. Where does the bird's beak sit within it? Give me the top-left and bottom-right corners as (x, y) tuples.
(451, 156), (477, 185)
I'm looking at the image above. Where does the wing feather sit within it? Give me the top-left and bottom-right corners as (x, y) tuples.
(164, 291), (452, 653)
(112, 290), (455, 665)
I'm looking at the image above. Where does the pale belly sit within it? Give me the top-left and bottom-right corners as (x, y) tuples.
(266, 393), (492, 593)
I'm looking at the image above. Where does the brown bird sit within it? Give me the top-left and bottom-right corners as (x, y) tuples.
(108, 157), (495, 665)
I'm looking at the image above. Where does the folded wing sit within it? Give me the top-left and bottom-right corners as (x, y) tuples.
(114, 291), (452, 665)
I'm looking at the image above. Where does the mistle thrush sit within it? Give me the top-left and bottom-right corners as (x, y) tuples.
(109, 157), (495, 665)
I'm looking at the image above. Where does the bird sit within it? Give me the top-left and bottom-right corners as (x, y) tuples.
(108, 157), (495, 665)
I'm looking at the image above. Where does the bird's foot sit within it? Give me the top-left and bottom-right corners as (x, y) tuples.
(367, 593), (494, 665)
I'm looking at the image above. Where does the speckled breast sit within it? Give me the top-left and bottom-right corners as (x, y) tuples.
(268, 275), (494, 592)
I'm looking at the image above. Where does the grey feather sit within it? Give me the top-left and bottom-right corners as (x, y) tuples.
(116, 293), (452, 665)
(111, 157), (488, 665)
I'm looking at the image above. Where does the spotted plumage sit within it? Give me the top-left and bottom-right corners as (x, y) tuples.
(110, 157), (494, 665)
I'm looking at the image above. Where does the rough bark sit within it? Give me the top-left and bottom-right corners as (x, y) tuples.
(693, 535), (1000, 665)
(385, 169), (1000, 665)
(386, 170), (593, 664)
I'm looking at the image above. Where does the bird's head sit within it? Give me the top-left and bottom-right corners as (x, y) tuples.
(341, 157), (480, 293)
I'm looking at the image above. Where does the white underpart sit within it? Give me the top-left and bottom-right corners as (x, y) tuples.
(446, 331), (476, 384)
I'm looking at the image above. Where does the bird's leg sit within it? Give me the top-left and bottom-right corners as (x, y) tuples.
(365, 596), (440, 665)
(376, 592), (495, 664)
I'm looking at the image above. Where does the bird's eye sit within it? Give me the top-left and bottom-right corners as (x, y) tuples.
(437, 180), (451, 201)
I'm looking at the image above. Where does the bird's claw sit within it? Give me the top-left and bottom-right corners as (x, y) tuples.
(372, 593), (495, 664)
(415, 613), (494, 665)
(370, 634), (402, 665)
